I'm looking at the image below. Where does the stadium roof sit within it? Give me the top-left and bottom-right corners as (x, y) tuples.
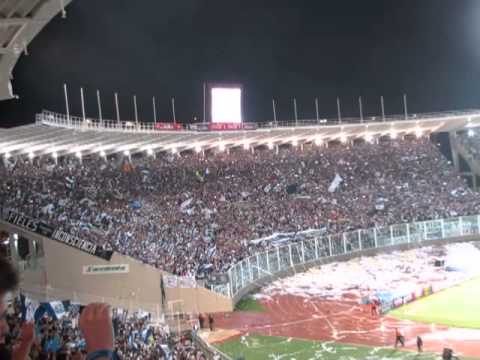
(0, 0), (72, 100)
(1, 109), (480, 159)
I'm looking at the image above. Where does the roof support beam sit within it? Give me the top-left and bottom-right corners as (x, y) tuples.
(0, 17), (30, 26)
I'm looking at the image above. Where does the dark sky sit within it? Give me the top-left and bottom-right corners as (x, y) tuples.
(1, 0), (480, 127)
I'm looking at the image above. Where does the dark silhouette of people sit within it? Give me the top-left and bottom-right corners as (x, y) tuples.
(209, 314), (214, 331)
(417, 336), (423, 352)
(199, 313), (205, 329)
(394, 328), (405, 348)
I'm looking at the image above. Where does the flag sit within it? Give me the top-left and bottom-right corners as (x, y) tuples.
(164, 275), (177, 288)
(65, 177), (75, 189)
(328, 174), (343, 193)
(178, 276), (197, 288)
(180, 198), (193, 210)
(131, 200), (142, 209)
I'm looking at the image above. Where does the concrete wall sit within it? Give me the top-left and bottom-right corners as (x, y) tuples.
(166, 286), (233, 314)
(0, 220), (233, 315)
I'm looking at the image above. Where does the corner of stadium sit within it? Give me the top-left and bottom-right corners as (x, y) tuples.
(1, 1), (480, 360)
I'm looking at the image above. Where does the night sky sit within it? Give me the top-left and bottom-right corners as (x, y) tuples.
(1, 0), (480, 127)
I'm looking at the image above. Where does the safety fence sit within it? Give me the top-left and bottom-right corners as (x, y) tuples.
(222, 215), (480, 299)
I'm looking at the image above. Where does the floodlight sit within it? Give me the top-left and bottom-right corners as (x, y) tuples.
(415, 128), (423, 138)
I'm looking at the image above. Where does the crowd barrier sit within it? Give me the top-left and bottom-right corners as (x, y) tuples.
(222, 215), (480, 302)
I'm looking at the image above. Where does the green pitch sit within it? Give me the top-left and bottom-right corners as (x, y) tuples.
(390, 276), (480, 329)
(234, 296), (265, 312)
(214, 334), (478, 360)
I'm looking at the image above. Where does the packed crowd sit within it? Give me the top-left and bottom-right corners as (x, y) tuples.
(0, 255), (208, 360)
(1, 137), (480, 278)
(1, 297), (207, 359)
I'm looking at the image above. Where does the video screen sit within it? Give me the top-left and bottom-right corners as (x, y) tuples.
(211, 87), (242, 123)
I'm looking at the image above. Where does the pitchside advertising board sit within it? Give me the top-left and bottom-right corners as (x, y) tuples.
(2, 209), (113, 261)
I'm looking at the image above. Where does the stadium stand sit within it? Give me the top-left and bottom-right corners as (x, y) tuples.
(2, 112), (480, 359)
(456, 130), (480, 160)
(2, 133), (479, 280)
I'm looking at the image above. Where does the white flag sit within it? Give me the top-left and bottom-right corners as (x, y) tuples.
(180, 198), (193, 210)
(328, 174), (343, 193)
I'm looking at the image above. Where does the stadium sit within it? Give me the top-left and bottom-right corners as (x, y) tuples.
(1, 1), (480, 360)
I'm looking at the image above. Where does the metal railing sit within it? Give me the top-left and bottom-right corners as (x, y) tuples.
(193, 332), (233, 360)
(221, 215), (480, 299)
(37, 109), (480, 134)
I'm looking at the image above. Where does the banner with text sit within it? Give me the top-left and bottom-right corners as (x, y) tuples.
(2, 209), (113, 261)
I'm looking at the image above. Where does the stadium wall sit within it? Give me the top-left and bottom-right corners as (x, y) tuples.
(0, 220), (233, 316)
(232, 233), (480, 304)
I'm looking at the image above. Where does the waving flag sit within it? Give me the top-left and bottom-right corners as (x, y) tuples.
(328, 174), (343, 193)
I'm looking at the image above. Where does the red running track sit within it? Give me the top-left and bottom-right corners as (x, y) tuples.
(213, 294), (480, 358)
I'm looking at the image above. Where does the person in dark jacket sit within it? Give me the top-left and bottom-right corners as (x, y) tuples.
(208, 314), (214, 332)
(417, 336), (423, 352)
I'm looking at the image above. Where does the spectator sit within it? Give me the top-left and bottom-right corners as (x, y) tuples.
(208, 315), (214, 332)
(0, 256), (35, 360)
(417, 335), (423, 352)
(394, 328), (405, 348)
(1, 295), (206, 360)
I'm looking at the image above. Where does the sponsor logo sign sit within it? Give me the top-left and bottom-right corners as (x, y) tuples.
(83, 264), (129, 275)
